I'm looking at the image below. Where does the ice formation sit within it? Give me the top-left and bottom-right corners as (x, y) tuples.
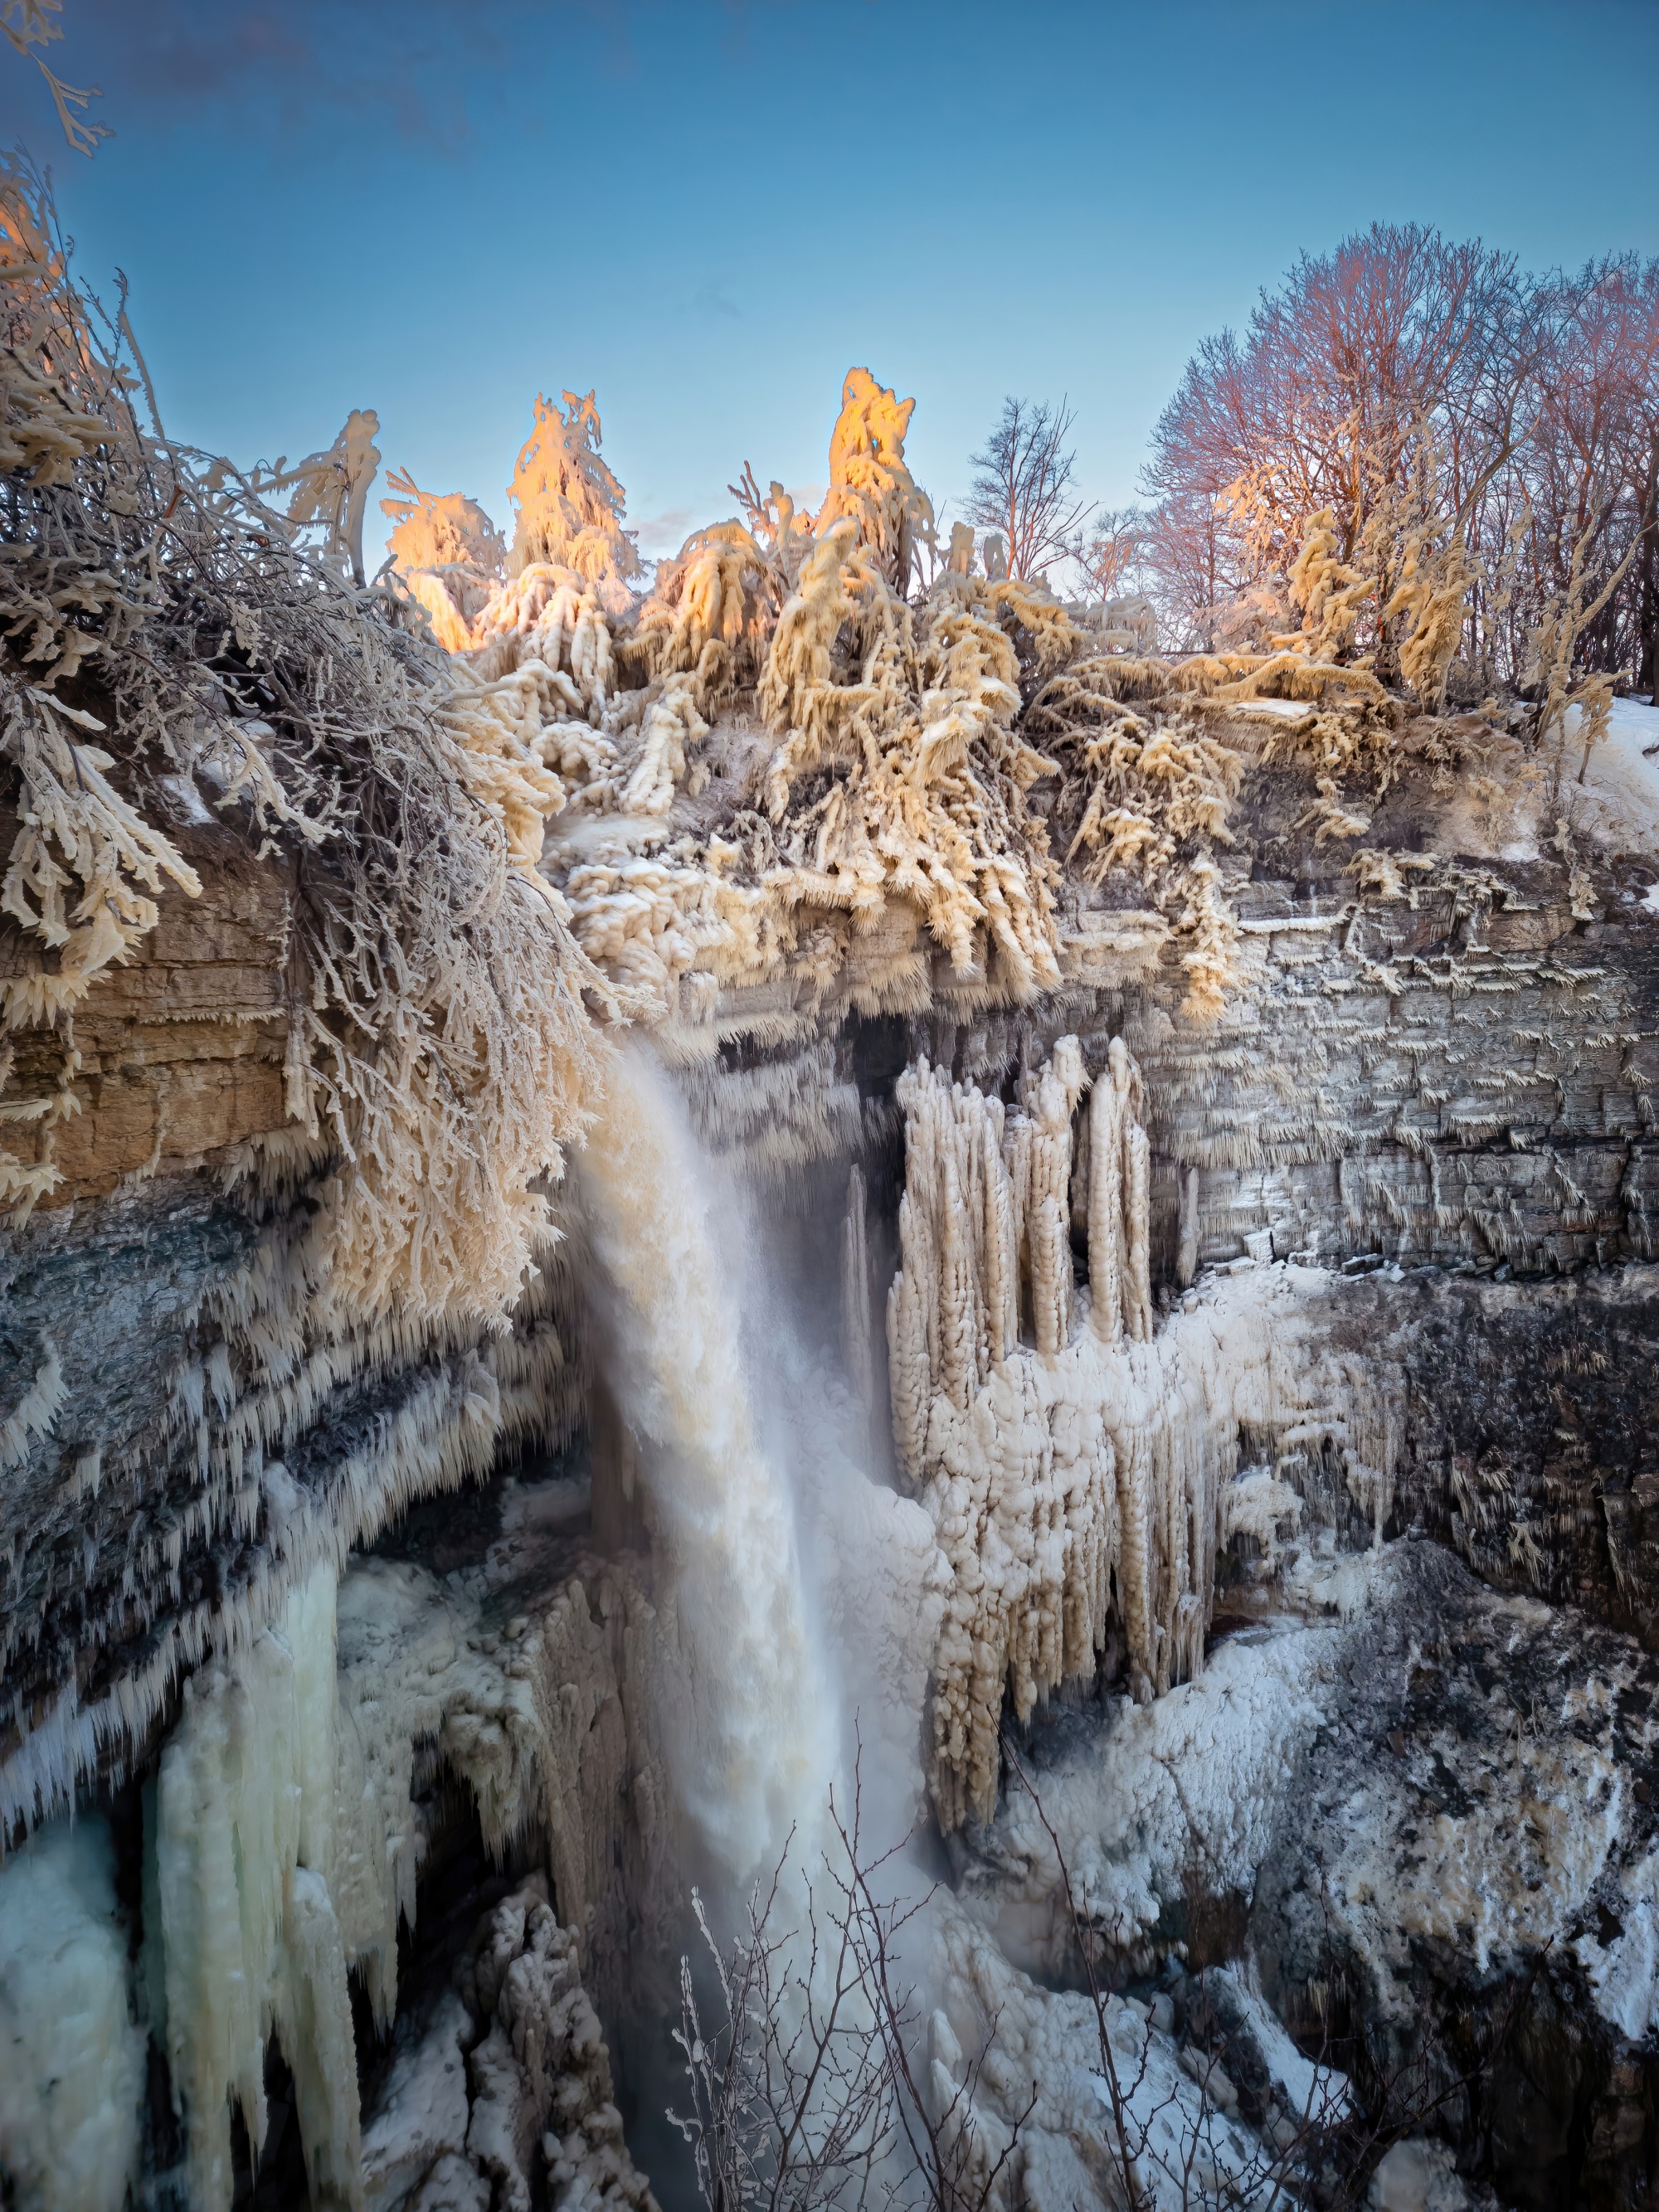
(922, 1895), (1273, 2211)
(0, 152), (617, 1872)
(154, 1563), (358, 2209)
(454, 1880), (658, 2212)
(961, 1573), (1374, 1971)
(504, 390), (641, 609)
(3, 142), (1659, 2211)
(353, 1875), (659, 2212)
(0, 1816), (144, 2212)
(0, 1200), (586, 1840)
(0, 1529), (681, 2211)
(368, 367), (1130, 1032)
(351, 357), (1374, 1061)
(883, 1033), (1374, 1827)
(379, 466), (507, 652)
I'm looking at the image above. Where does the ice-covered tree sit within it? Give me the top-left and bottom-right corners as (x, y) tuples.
(381, 468), (506, 649)
(507, 386), (641, 610)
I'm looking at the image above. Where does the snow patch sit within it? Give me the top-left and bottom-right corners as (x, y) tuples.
(968, 1600), (1371, 1969)
(1368, 2137), (1472, 2212)
(1567, 695), (1659, 854)
(1574, 1844), (1659, 2039)
(361, 1991), (474, 2212)
(1209, 1963), (1350, 2124)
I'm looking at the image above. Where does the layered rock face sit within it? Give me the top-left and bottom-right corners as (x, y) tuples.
(2, 822), (293, 1830)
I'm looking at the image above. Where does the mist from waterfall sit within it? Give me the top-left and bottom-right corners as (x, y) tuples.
(577, 1036), (843, 1884)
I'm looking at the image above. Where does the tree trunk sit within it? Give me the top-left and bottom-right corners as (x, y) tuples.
(1639, 431), (1659, 704)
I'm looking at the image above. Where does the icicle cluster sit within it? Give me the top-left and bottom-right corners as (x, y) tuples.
(0, 1213), (583, 1840)
(105, 1540), (677, 2212)
(886, 1038), (1153, 1480)
(883, 1038), (1265, 1829)
(0, 1534), (678, 2210)
(154, 1566), (359, 2212)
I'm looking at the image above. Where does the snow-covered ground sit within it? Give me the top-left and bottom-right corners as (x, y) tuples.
(1569, 694), (1659, 861)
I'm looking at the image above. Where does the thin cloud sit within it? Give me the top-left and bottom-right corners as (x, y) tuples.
(693, 276), (742, 321)
(632, 504), (698, 556)
(45, 1), (636, 149)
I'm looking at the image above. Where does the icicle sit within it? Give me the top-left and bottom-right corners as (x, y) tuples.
(1087, 1070), (1125, 1344)
(1029, 1194), (1070, 1357)
(275, 1869), (362, 2211)
(841, 1163), (873, 1424)
(1125, 1118), (1153, 1344)
(0, 1343), (64, 1470)
(153, 1560), (356, 2212)
(1002, 1107), (1034, 1339)
(1177, 1161), (1200, 1288)
(888, 1193), (931, 1488)
(980, 1108), (1019, 1369)
(1115, 1422), (1156, 1702)
(938, 1142), (980, 1406)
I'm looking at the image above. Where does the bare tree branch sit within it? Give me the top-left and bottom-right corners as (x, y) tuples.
(966, 397), (1094, 583)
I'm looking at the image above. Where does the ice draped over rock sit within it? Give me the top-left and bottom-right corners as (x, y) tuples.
(0, 1817), (145, 2212)
(5, 125), (1659, 2208)
(68, 1541), (679, 2212)
(154, 1565), (359, 2212)
(886, 1037), (1301, 1829)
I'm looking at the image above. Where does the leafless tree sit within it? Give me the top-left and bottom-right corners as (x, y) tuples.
(831, 1797), (1034, 2212)
(670, 1723), (1547, 2212)
(999, 1728), (1552, 2212)
(1520, 255), (1659, 693)
(668, 1845), (899, 2212)
(1135, 222), (1659, 698)
(966, 397), (1094, 583)
(1141, 225), (1529, 581)
(669, 1757), (1029, 2212)
(1072, 506), (1146, 603)
(996, 1732), (1355, 2211)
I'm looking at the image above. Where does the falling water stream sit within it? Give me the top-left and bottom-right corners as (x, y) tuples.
(577, 1035), (839, 1882)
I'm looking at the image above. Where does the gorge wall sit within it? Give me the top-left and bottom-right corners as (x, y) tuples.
(2, 294), (1658, 2212)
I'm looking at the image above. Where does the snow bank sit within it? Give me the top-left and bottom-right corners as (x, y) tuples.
(966, 1610), (1360, 1969)
(1569, 694), (1659, 854)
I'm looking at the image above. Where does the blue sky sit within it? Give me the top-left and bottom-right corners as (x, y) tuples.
(7, 1), (1657, 568)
